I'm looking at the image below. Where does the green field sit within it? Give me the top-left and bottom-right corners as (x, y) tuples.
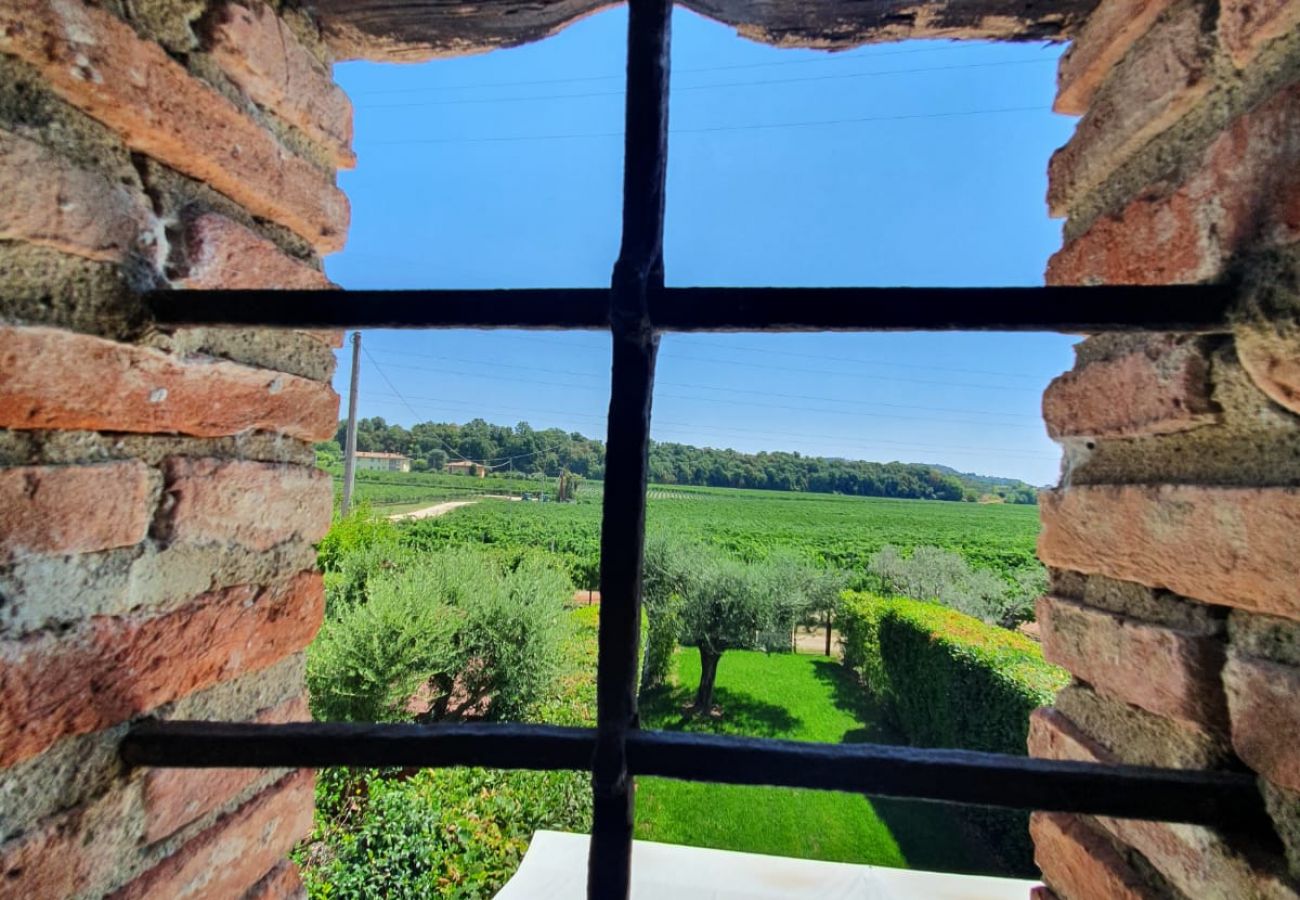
(401, 483), (1041, 589)
(326, 467), (562, 513)
(634, 649), (999, 873)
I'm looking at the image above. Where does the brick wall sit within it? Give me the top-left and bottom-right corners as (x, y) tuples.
(0, 0), (347, 896)
(1032, 1), (1300, 897)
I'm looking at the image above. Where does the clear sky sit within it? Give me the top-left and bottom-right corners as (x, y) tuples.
(326, 6), (1081, 486)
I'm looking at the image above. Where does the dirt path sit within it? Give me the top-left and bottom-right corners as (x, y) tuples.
(388, 500), (478, 521)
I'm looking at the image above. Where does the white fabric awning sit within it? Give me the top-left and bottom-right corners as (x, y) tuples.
(495, 831), (1041, 899)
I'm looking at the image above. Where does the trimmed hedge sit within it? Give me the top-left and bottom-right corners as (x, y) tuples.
(839, 591), (1068, 869)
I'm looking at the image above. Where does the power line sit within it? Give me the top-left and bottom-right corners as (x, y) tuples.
(354, 41), (1057, 96)
(371, 105), (1048, 147)
(358, 58), (1056, 110)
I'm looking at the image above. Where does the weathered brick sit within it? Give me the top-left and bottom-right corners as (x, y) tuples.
(207, 2), (354, 168)
(1032, 708), (1299, 900)
(160, 457), (332, 552)
(111, 771), (314, 900)
(1049, 81), (1300, 284)
(1039, 485), (1300, 621)
(1043, 336), (1218, 438)
(244, 860), (307, 900)
(1037, 595), (1228, 729)
(1048, 0), (1216, 217)
(0, 778), (140, 899)
(0, 325), (338, 441)
(1225, 652), (1300, 794)
(1237, 323), (1300, 418)
(175, 212), (332, 290)
(1054, 682), (1231, 769)
(1220, 0), (1300, 67)
(1055, 0), (1180, 115)
(1031, 812), (1162, 900)
(144, 693), (307, 843)
(0, 572), (322, 768)
(0, 127), (156, 263)
(0, 461), (154, 562)
(0, 0), (348, 253)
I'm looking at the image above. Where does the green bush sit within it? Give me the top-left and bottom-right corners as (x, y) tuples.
(839, 592), (1067, 869)
(308, 548), (571, 724)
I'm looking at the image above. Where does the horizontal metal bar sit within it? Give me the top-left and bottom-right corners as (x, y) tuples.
(120, 721), (1267, 829)
(146, 285), (1234, 333)
(148, 289), (612, 330)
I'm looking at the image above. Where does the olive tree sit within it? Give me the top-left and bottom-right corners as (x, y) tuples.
(644, 536), (809, 711)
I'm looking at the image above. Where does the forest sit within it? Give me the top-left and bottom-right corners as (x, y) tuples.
(331, 417), (1040, 503)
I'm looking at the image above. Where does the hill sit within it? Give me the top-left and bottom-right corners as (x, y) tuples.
(328, 417), (1040, 504)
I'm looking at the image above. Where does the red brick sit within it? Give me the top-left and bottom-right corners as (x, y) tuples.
(244, 861), (307, 900)
(0, 572), (322, 768)
(175, 213), (333, 291)
(1029, 888), (1060, 900)
(1055, 0), (1179, 115)
(161, 457), (331, 552)
(111, 771), (314, 900)
(1225, 653), (1300, 793)
(1043, 337), (1217, 438)
(1048, 1), (1215, 217)
(1031, 812), (1162, 900)
(0, 325), (338, 441)
(0, 461), (154, 562)
(0, 0), (348, 253)
(1236, 324), (1300, 418)
(1220, 0), (1300, 67)
(1037, 595), (1227, 729)
(1032, 708), (1299, 899)
(1039, 485), (1300, 622)
(207, 2), (355, 168)
(1049, 82), (1300, 284)
(143, 693), (309, 843)
(0, 127), (156, 263)
(0, 782), (137, 899)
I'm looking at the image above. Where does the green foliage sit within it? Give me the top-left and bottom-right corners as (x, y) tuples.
(300, 766), (590, 900)
(838, 592), (1068, 868)
(323, 415), (1039, 502)
(300, 605), (601, 899)
(308, 548), (571, 724)
(865, 544), (1045, 628)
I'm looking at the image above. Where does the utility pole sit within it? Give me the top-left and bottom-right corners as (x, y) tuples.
(341, 331), (361, 516)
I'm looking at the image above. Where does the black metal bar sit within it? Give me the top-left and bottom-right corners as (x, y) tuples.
(590, 1), (672, 897)
(147, 288), (610, 330)
(146, 285), (1234, 333)
(121, 721), (595, 770)
(118, 722), (1269, 830)
(626, 731), (1269, 830)
(649, 285), (1235, 333)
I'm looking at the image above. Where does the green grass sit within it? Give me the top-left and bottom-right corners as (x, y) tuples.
(634, 650), (998, 872)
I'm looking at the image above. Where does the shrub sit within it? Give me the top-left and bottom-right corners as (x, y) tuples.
(839, 591), (1068, 869)
(865, 544), (1044, 629)
(307, 548), (571, 724)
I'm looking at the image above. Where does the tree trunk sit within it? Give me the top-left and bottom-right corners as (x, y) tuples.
(695, 648), (721, 711)
(825, 611), (833, 657)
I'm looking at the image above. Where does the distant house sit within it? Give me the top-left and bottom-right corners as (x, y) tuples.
(446, 460), (486, 477)
(354, 451), (411, 473)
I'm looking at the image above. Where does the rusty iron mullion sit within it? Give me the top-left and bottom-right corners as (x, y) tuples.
(589, 1), (673, 897)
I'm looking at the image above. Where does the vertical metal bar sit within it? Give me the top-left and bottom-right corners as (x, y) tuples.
(589, 1), (672, 897)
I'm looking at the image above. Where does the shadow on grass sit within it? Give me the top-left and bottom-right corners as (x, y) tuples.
(809, 659), (1013, 877)
(640, 684), (802, 738)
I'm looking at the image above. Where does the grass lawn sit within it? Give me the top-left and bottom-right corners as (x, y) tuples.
(635, 649), (998, 874)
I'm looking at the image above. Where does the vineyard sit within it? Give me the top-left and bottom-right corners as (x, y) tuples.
(400, 484), (1042, 591)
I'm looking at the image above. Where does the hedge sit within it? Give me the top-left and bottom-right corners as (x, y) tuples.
(838, 591), (1068, 869)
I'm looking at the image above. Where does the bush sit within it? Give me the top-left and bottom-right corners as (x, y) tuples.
(865, 544), (1044, 629)
(839, 591), (1068, 869)
(307, 548), (571, 724)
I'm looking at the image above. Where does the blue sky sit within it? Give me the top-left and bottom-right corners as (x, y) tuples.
(326, 6), (1080, 486)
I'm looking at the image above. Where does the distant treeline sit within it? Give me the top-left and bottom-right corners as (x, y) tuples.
(330, 417), (1039, 504)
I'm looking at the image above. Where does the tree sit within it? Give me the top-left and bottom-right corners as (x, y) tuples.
(645, 538), (808, 711)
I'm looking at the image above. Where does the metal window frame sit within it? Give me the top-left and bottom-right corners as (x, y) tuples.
(124, 2), (1265, 896)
